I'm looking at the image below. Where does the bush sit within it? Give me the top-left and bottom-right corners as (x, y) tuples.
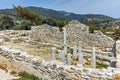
(13, 20), (33, 30)
(0, 15), (14, 30)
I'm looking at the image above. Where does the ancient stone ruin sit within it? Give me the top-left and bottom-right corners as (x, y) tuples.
(31, 20), (114, 50)
(0, 20), (119, 80)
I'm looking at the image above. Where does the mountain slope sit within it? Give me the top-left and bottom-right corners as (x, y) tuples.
(0, 6), (113, 20)
(0, 6), (116, 28)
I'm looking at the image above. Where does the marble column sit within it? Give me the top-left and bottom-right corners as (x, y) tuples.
(61, 50), (65, 63)
(73, 45), (77, 58)
(67, 53), (72, 65)
(51, 47), (56, 60)
(58, 50), (61, 58)
(77, 46), (83, 68)
(77, 46), (84, 77)
(91, 47), (96, 68)
(63, 27), (67, 55)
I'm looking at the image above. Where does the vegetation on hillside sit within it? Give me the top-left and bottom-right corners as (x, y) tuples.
(0, 6), (115, 29)
(0, 6), (69, 31)
(13, 6), (69, 31)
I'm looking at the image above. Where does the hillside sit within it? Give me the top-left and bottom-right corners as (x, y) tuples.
(0, 6), (115, 28)
(0, 6), (113, 19)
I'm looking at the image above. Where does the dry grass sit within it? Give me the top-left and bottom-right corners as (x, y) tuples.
(0, 64), (8, 73)
(3, 41), (52, 59)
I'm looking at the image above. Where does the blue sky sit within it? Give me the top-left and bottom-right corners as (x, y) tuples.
(0, 0), (120, 18)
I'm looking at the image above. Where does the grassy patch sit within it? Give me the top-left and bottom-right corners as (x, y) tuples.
(96, 62), (109, 69)
(20, 33), (27, 37)
(68, 48), (73, 54)
(10, 71), (17, 75)
(16, 72), (41, 80)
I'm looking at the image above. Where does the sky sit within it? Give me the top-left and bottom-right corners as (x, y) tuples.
(0, 0), (120, 18)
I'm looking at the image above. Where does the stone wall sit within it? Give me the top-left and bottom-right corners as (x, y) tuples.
(30, 20), (114, 49)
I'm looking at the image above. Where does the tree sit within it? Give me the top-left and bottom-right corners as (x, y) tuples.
(0, 15), (14, 30)
(13, 6), (41, 25)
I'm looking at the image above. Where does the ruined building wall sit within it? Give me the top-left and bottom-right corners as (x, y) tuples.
(30, 20), (114, 49)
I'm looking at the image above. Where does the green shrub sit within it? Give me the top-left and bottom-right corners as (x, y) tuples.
(0, 15), (14, 30)
(13, 20), (33, 30)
